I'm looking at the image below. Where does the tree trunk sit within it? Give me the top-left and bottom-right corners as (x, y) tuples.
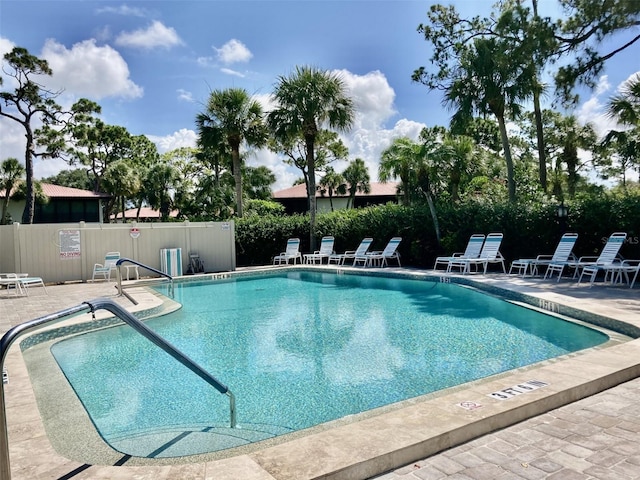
(533, 90), (547, 192)
(425, 190), (441, 244)
(306, 134), (317, 252)
(496, 114), (516, 202)
(231, 145), (243, 217)
(21, 128), (35, 224)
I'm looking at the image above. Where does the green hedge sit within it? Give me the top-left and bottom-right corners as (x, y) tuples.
(236, 195), (640, 267)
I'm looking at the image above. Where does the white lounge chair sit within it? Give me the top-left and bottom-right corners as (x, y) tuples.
(434, 234), (485, 270)
(356, 237), (402, 267)
(603, 259), (640, 288)
(0, 273), (25, 296)
(92, 252), (120, 281)
(19, 276), (47, 295)
(304, 236), (335, 264)
(509, 233), (578, 278)
(328, 238), (373, 266)
(273, 238), (302, 265)
(447, 233), (505, 274)
(576, 232), (628, 286)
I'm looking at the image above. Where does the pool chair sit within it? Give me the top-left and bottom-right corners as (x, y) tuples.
(576, 232), (628, 286)
(356, 237), (402, 267)
(433, 234), (485, 270)
(601, 259), (640, 289)
(509, 232), (578, 278)
(273, 238), (302, 265)
(0, 273), (25, 296)
(19, 276), (48, 295)
(447, 233), (505, 274)
(304, 236), (335, 264)
(328, 237), (373, 266)
(92, 251), (120, 281)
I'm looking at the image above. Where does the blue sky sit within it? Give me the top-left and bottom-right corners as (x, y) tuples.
(1, 1), (638, 190)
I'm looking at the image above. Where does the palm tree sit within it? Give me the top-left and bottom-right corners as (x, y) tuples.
(342, 158), (370, 209)
(379, 137), (425, 206)
(196, 88), (267, 217)
(444, 37), (535, 202)
(435, 134), (475, 202)
(0, 157), (25, 224)
(318, 167), (346, 211)
(268, 65), (354, 250)
(144, 162), (181, 221)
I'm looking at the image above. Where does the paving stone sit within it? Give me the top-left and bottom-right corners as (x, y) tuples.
(547, 450), (594, 472)
(501, 460), (546, 480)
(584, 464), (634, 480)
(533, 423), (573, 439)
(459, 463), (504, 480)
(510, 445), (546, 463)
(589, 414), (622, 429)
(528, 457), (563, 473)
(448, 451), (486, 469)
(412, 465), (447, 480)
(467, 445), (511, 465)
(424, 455), (466, 475)
(585, 449), (626, 468)
(546, 469), (590, 480)
(610, 460), (640, 479)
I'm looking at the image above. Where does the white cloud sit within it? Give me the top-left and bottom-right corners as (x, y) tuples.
(177, 89), (194, 103)
(96, 5), (147, 17)
(215, 39), (252, 64)
(147, 128), (197, 153)
(0, 37), (15, 57)
(41, 38), (143, 100)
(336, 70), (425, 182)
(115, 20), (183, 49)
(337, 69), (397, 131)
(220, 67), (245, 78)
(576, 75), (620, 139)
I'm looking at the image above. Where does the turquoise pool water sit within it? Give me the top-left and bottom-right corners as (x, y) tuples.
(51, 272), (608, 458)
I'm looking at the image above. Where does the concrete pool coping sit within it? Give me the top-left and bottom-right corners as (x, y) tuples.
(2, 267), (640, 479)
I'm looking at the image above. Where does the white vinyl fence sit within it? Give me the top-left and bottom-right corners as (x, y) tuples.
(0, 221), (235, 284)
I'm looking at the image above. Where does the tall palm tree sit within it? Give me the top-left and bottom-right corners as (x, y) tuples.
(435, 134), (475, 202)
(379, 137), (425, 206)
(196, 88), (267, 217)
(0, 157), (25, 224)
(444, 37), (535, 202)
(342, 158), (370, 209)
(604, 74), (640, 187)
(268, 65), (354, 250)
(318, 167), (346, 211)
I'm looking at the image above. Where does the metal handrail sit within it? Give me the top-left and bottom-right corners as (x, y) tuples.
(115, 258), (174, 298)
(0, 297), (235, 480)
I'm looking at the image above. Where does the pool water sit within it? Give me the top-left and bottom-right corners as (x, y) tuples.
(51, 272), (608, 458)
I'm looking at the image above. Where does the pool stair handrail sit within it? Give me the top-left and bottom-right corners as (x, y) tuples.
(0, 297), (236, 480)
(115, 258), (174, 299)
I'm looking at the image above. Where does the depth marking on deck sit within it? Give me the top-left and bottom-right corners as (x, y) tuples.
(488, 380), (549, 400)
(457, 401), (482, 410)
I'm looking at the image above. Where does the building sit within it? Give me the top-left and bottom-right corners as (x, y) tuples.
(111, 207), (179, 222)
(272, 182), (400, 214)
(0, 183), (110, 223)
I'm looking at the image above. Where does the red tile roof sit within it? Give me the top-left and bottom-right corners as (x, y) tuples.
(273, 182), (399, 199)
(41, 183), (111, 198)
(0, 183), (110, 199)
(111, 207), (179, 219)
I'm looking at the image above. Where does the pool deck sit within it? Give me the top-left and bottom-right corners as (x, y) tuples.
(1, 267), (640, 480)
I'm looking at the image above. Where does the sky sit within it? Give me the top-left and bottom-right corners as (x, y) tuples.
(1, 0), (638, 191)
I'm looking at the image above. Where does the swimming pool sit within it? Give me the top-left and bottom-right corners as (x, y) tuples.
(50, 271), (608, 458)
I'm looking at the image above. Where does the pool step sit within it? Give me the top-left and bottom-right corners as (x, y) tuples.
(108, 423), (293, 458)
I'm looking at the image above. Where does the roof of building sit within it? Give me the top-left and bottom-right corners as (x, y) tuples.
(111, 207), (179, 219)
(273, 182), (399, 199)
(0, 183), (111, 199)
